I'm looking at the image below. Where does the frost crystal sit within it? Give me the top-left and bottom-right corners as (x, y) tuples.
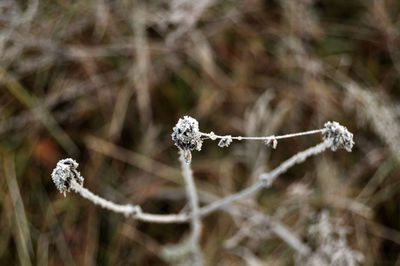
(323, 121), (354, 152)
(51, 158), (84, 196)
(218, 136), (232, 148)
(209, 131), (217, 140)
(171, 116), (203, 152)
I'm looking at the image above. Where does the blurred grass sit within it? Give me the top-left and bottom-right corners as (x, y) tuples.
(1, 0), (400, 265)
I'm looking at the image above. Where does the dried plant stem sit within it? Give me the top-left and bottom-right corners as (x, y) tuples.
(71, 182), (137, 214)
(199, 182), (264, 217)
(52, 118), (353, 263)
(69, 173), (310, 255)
(201, 128), (325, 141)
(179, 150), (204, 265)
(200, 140), (331, 217)
(69, 139), (332, 225)
(71, 181), (188, 223)
(260, 140), (332, 185)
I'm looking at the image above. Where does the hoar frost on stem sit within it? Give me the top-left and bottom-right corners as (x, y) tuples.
(51, 158), (189, 222)
(171, 116), (354, 163)
(52, 118), (354, 218)
(179, 150), (204, 265)
(51, 116), (354, 264)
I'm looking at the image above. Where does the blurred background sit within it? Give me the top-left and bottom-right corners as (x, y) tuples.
(1, 0), (400, 265)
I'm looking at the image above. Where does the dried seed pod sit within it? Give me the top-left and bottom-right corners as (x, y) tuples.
(323, 121), (354, 152)
(51, 158), (84, 196)
(172, 116), (203, 163)
(218, 136), (232, 148)
(171, 116), (203, 152)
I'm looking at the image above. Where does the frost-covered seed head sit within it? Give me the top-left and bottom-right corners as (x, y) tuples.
(51, 158), (84, 196)
(218, 136), (232, 148)
(323, 121), (354, 152)
(171, 116), (203, 152)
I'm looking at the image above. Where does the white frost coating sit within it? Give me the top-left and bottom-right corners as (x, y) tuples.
(171, 116), (203, 163)
(171, 116), (202, 151)
(51, 158), (189, 223)
(200, 140), (332, 217)
(218, 135), (232, 148)
(71, 180), (141, 217)
(179, 150), (204, 265)
(51, 158), (83, 196)
(50, 118), (356, 262)
(200, 126), (325, 145)
(323, 121), (354, 152)
(260, 140), (332, 186)
(209, 131), (217, 140)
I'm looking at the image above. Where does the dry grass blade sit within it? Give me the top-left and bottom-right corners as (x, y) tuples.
(3, 0), (399, 264)
(84, 135), (181, 183)
(0, 67), (78, 155)
(3, 154), (33, 266)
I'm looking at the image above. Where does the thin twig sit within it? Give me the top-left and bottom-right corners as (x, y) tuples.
(52, 119), (353, 261)
(200, 128), (325, 141)
(260, 140), (332, 185)
(179, 150), (204, 265)
(67, 139), (332, 225)
(199, 140), (331, 217)
(71, 181), (188, 223)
